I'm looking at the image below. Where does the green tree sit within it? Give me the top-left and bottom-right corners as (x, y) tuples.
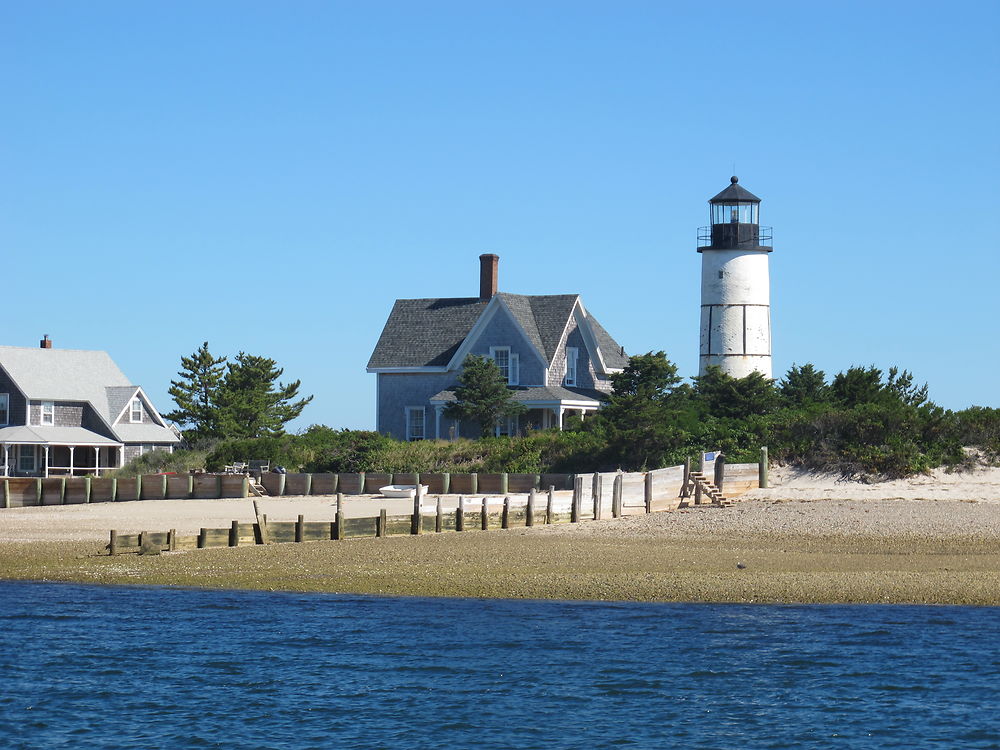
(444, 355), (526, 438)
(215, 353), (314, 439)
(779, 363), (830, 407)
(165, 342), (227, 443)
(597, 351), (689, 469)
(693, 365), (778, 419)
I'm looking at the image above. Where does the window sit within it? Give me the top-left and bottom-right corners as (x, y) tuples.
(489, 347), (519, 385)
(406, 407), (425, 441)
(565, 347), (578, 386)
(18, 445), (35, 473)
(130, 398), (142, 423)
(495, 415), (518, 437)
(41, 401), (54, 426)
(0, 393), (8, 425)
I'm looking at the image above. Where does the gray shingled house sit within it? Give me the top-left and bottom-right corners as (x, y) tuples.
(0, 337), (180, 477)
(367, 255), (628, 440)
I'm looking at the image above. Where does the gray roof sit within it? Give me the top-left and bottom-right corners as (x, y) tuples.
(0, 346), (178, 445)
(709, 176), (761, 204)
(0, 425), (121, 446)
(368, 293), (626, 371)
(430, 385), (608, 405)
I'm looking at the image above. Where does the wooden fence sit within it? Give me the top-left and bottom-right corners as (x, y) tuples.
(107, 453), (767, 555)
(0, 471), (575, 508)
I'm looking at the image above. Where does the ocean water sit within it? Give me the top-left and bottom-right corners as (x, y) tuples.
(0, 583), (997, 749)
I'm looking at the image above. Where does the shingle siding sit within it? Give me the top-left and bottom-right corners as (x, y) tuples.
(0, 368), (26, 425)
(378, 372), (462, 440)
(465, 306), (546, 386)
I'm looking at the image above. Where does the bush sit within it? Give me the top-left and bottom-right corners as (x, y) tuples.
(110, 449), (209, 478)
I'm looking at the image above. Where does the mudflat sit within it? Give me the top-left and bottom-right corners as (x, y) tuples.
(2, 494), (998, 604)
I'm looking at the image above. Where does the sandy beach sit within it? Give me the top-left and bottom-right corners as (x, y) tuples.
(1, 465), (998, 604)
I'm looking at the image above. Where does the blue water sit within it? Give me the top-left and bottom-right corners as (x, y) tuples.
(0, 583), (998, 749)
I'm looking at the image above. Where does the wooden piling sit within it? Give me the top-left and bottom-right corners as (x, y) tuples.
(526, 489), (535, 527)
(759, 446), (769, 489)
(571, 476), (581, 523)
(546, 487), (554, 524)
(377, 508), (387, 538)
(612, 473), (623, 518)
(502, 496), (510, 529)
(2, 480), (9, 509)
(435, 497), (443, 533)
(169, 529), (177, 552)
(335, 511), (344, 540)
(84, 476), (91, 504)
(592, 473), (601, 520)
(457, 496), (465, 532)
(714, 453), (726, 494)
(198, 528), (207, 549)
(109, 529), (117, 556)
(681, 457), (691, 498)
(253, 500), (270, 544)
(481, 497), (488, 530)
(644, 472), (653, 514)
(412, 484), (423, 535)
(295, 515), (304, 543)
(230, 520), (239, 547)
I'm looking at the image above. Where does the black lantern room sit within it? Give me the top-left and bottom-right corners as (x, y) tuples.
(697, 176), (772, 252)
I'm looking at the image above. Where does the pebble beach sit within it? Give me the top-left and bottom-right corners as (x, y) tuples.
(1, 466), (998, 604)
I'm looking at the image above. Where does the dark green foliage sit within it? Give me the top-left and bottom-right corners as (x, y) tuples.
(111, 449), (210, 478)
(444, 355), (526, 437)
(780, 363), (830, 406)
(215, 353), (313, 440)
(693, 366), (779, 419)
(165, 342), (227, 443)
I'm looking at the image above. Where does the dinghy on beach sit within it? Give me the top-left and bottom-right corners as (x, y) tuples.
(379, 485), (428, 498)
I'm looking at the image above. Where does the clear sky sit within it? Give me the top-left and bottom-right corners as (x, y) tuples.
(3, 1), (998, 430)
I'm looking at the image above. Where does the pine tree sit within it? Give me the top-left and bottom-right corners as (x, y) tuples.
(215, 353), (313, 440)
(443, 355), (526, 437)
(165, 342), (227, 443)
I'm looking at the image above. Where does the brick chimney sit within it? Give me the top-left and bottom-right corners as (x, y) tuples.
(40, 335), (52, 349)
(479, 253), (499, 300)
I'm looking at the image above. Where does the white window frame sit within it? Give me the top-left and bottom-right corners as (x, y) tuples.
(0, 393), (8, 426)
(130, 397), (143, 423)
(405, 406), (425, 441)
(40, 401), (55, 426)
(565, 347), (578, 386)
(495, 414), (518, 438)
(489, 346), (519, 385)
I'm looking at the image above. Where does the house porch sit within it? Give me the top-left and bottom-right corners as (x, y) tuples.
(2, 443), (124, 478)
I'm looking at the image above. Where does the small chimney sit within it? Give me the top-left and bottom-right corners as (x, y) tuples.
(40, 335), (52, 349)
(479, 253), (499, 300)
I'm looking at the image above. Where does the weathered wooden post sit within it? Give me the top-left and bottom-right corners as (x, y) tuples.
(215, 474), (223, 499)
(526, 489), (535, 527)
(644, 472), (653, 514)
(612, 473), (623, 518)
(546, 486), (554, 524)
(254, 500), (270, 544)
(457, 495), (465, 532)
(295, 515), (305, 543)
(481, 497), (488, 530)
(377, 508), (387, 538)
(714, 453), (726, 494)
(83, 476), (92, 504)
(435, 497), (443, 533)
(230, 520), (239, 547)
(59, 477), (66, 505)
(502, 496), (510, 529)
(198, 528), (207, 549)
(109, 529), (117, 556)
(3, 479), (10, 509)
(469, 473), (478, 494)
(160, 474), (168, 500)
(694, 478), (703, 505)
(412, 483), (424, 535)
(571, 476), (581, 523)
(169, 529), (177, 552)
(499, 473), (508, 495)
(592, 473), (601, 520)
(441, 472), (451, 495)
(759, 446), (769, 489)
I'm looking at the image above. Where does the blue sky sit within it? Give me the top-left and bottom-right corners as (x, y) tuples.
(3, 1), (998, 430)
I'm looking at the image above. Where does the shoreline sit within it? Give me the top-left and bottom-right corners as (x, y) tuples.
(2, 495), (999, 605)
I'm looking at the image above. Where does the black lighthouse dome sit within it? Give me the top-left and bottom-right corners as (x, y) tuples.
(698, 176), (772, 252)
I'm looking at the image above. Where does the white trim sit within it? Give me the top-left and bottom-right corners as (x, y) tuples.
(130, 397), (142, 423)
(572, 301), (608, 376)
(489, 346), (517, 385)
(40, 401), (55, 426)
(564, 347), (578, 386)
(405, 406), (426, 441)
(446, 296), (546, 374)
(366, 366), (450, 374)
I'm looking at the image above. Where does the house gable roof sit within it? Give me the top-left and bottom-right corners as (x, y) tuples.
(368, 292), (626, 371)
(0, 346), (178, 444)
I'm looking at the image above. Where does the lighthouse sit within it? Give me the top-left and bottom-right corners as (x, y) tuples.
(697, 176), (773, 378)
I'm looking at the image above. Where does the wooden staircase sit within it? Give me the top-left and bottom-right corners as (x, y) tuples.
(681, 471), (731, 507)
(248, 479), (268, 497)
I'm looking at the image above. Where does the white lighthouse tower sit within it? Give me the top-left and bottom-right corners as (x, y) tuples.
(698, 176), (773, 378)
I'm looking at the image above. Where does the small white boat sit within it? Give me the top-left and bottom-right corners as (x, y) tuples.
(379, 484), (428, 498)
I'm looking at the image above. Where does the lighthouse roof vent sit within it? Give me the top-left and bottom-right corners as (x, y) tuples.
(709, 176), (761, 204)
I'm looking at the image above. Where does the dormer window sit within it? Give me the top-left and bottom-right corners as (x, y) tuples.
(130, 397), (142, 423)
(565, 347), (578, 386)
(41, 401), (54, 426)
(0, 394), (7, 425)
